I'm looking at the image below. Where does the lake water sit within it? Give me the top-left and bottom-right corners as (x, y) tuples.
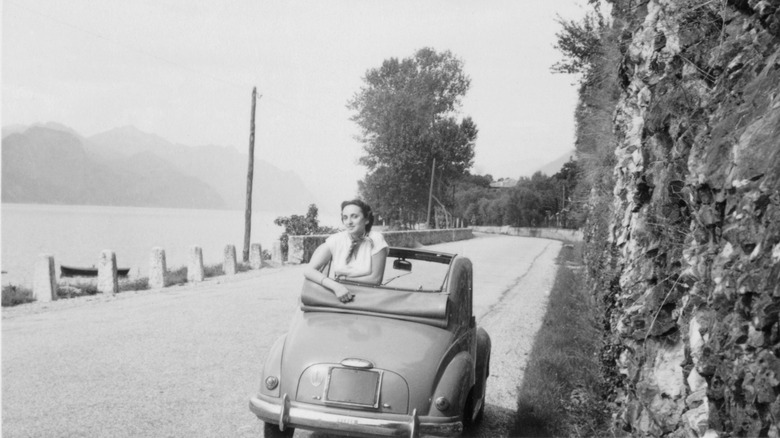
(1, 203), (342, 287)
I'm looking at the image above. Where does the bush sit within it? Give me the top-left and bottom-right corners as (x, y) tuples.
(58, 277), (150, 298)
(204, 264), (223, 278)
(274, 204), (337, 259)
(164, 267), (188, 287)
(57, 281), (99, 298)
(2, 276), (153, 307)
(119, 277), (149, 292)
(2, 285), (35, 307)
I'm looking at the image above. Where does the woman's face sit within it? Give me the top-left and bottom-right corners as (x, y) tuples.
(341, 204), (368, 237)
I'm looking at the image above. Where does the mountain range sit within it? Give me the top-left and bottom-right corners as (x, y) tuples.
(531, 149), (576, 177)
(1, 122), (318, 212)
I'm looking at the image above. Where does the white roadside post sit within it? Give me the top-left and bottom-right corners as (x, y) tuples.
(272, 241), (283, 264)
(97, 250), (118, 295)
(33, 254), (57, 302)
(188, 246), (205, 282)
(149, 247), (167, 289)
(224, 244), (237, 275)
(250, 243), (263, 270)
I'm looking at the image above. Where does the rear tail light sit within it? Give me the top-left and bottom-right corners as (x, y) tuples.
(434, 396), (450, 411)
(265, 376), (279, 390)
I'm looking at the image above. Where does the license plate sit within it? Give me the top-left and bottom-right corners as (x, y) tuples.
(325, 367), (382, 408)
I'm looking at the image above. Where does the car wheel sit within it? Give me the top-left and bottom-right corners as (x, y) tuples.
(263, 421), (295, 438)
(464, 356), (489, 430)
(463, 387), (485, 428)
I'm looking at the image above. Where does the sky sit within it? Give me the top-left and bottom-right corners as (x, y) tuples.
(2, 0), (587, 213)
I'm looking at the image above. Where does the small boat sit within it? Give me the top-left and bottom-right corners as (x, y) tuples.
(60, 265), (130, 278)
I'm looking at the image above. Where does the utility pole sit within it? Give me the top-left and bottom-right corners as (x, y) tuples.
(243, 87), (260, 262)
(426, 157), (436, 229)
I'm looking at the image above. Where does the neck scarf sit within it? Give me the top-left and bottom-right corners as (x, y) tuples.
(346, 232), (369, 262)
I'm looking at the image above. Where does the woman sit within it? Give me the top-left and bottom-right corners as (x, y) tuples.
(304, 199), (388, 303)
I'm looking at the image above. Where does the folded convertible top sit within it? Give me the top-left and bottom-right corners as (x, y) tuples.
(299, 280), (449, 328)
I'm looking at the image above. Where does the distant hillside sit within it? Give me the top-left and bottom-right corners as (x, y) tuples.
(2, 122), (84, 139)
(2, 124), (318, 212)
(531, 149), (576, 177)
(87, 126), (317, 211)
(2, 127), (225, 208)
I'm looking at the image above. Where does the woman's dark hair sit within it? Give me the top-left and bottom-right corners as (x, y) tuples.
(341, 199), (375, 232)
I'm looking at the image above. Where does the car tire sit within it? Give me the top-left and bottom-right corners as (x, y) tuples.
(464, 356), (489, 431)
(465, 387), (485, 425)
(263, 421), (295, 438)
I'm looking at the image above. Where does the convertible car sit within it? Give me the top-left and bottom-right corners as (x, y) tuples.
(249, 247), (491, 437)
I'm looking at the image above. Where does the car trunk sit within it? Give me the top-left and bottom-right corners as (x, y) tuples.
(280, 310), (456, 413)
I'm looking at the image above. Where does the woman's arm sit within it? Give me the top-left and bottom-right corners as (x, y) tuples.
(303, 243), (353, 303)
(339, 247), (389, 285)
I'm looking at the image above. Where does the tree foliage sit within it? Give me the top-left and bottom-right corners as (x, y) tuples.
(454, 161), (581, 229)
(551, 3), (617, 226)
(551, 10), (606, 79)
(274, 204), (337, 258)
(348, 47), (477, 226)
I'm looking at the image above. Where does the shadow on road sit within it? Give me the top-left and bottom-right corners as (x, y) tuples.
(511, 401), (552, 437)
(463, 403), (517, 438)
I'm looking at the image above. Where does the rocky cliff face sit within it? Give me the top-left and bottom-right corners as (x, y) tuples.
(593, 0), (780, 436)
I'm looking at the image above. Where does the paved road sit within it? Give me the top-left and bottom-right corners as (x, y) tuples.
(2, 233), (560, 437)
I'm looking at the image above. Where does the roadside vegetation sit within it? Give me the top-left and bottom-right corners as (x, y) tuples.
(164, 262), (252, 287)
(349, 48), (476, 229)
(274, 204), (337, 260)
(2, 285), (35, 307)
(58, 278), (151, 298)
(512, 242), (611, 437)
(453, 162), (580, 228)
(2, 277), (152, 306)
(510, 2), (623, 435)
(346, 46), (583, 231)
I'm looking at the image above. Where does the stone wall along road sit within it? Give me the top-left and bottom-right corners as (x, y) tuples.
(1, 233), (561, 437)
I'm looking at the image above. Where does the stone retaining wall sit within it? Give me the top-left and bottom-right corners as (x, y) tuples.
(471, 226), (583, 242)
(287, 228), (473, 264)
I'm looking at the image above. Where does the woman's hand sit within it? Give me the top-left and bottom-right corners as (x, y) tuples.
(332, 283), (354, 303)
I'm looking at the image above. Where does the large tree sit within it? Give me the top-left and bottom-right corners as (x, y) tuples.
(348, 47), (477, 227)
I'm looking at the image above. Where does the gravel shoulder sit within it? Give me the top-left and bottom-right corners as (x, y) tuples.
(471, 240), (559, 437)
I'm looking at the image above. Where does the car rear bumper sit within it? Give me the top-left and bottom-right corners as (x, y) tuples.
(250, 393), (462, 437)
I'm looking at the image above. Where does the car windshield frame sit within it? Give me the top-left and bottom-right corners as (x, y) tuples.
(334, 247), (456, 293)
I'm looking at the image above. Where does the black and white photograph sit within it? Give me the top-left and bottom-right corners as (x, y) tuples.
(2, 0), (779, 437)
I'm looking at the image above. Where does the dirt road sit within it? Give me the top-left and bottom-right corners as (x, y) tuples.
(1, 233), (560, 437)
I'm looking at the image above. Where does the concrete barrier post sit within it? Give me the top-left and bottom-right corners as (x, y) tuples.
(224, 244), (237, 275)
(149, 247), (167, 289)
(288, 236), (304, 265)
(272, 241), (283, 264)
(33, 254), (57, 302)
(97, 250), (118, 295)
(249, 243), (263, 270)
(188, 246), (205, 282)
